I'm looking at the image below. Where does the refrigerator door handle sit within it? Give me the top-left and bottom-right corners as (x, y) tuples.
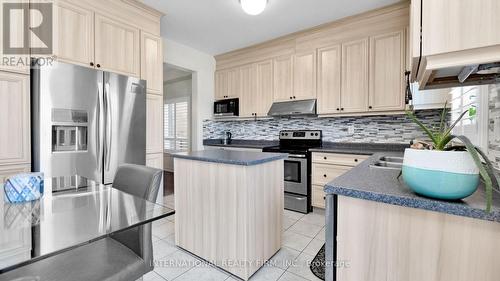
(97, 82), (104, 172)
(104, 82), (112, 171)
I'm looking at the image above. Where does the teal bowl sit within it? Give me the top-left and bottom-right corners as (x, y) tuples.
(402, 165), (480, 200)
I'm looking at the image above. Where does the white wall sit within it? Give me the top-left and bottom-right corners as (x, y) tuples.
(163, 39), (216, 151)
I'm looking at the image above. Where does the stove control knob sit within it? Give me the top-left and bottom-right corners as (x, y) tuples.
(310, 133), (314, 136)
(285, 133), (288, 136)
(315, 133), (319, 136)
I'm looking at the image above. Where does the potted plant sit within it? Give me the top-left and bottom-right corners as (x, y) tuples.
(404, 102), (499, 212)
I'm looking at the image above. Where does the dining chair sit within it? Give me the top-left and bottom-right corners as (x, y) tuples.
(0, 164), (164, 281)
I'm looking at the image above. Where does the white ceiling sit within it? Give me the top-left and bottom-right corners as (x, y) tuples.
(144, 0), (402, 55)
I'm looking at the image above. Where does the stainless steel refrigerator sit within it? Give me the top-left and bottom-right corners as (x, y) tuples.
(31, 60), (147, 184)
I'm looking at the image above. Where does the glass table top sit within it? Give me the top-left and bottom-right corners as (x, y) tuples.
(0, 175), (174, 273)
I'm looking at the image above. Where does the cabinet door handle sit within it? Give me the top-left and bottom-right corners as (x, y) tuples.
(323, 196), (326, 200)
(96, 64), (101, 68)
(369, 106), (373, 109)
(323, 157), (327, 160)
(289, 97), (293, 100)
(354, 159), (358, 162)
(323, 174), (327, 178)
(293, 96), (296, 99)
(336, 108), (340, 111)
(90, 62), (94, 66)
(341, 108), (344, 111)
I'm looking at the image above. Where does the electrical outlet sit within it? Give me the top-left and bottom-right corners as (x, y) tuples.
(348, 126), (355, 135)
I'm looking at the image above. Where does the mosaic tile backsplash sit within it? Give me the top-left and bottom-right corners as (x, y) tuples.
(203, 110), (444, 144)
(489, 84), (500, 172)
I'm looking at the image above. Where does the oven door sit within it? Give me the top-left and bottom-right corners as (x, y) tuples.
(284, 155), (308, 195)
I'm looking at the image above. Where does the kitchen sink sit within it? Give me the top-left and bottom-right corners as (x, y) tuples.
(370, 156), (404, 170)
(378, 156), (404, 163)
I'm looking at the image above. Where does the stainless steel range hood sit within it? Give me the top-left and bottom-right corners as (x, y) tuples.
(267, 99), (317, 117)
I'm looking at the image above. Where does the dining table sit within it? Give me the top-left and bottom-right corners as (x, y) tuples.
(0, 175), (174, 274)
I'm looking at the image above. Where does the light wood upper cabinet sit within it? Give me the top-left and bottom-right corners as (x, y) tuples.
(255, 60), (273, 116)
(53, 1), (94, 67)
(94, 13), (140, 77)
(146, 94), (163, 154)
(141, 32), (163, 94)
(0, 72), (30, 166)
(421, 0), (500, 57)
(215, 70), (228, 100)
(273, 55), (293, 102)
(215, 68), (240, 100)
(293, 51), (316, 100)
(0, 0), (29, 74)
(369, 30), (405, 112)
(317, 45), (341, 114)
(341, 38), (369, 113)
(239, 64), (256, 118)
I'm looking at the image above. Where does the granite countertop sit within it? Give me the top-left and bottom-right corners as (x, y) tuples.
(203, 139), (409, 154)
(172, 150), (288, 166)
(203, 139), (278, 149)
(309, 142), (409, 155)
(325, 152), (500, 222)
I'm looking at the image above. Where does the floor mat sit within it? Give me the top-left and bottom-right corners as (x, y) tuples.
(309, 244), (325, 280)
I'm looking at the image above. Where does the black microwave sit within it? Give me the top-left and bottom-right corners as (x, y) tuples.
(214, 98), (239, 117)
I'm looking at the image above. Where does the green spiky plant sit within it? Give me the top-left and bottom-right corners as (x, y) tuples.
(406, 102), (499, 212)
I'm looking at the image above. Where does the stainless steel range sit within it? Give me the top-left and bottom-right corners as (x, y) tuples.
(262, 130), (322, 213)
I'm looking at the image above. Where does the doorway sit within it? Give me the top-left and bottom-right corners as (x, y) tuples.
(163, 63), (193, 207)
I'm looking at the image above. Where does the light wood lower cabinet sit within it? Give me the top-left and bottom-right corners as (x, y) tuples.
(311, 152), (368, 209)
(94, 13), (140, 77)
(369, 30), (405, 112)
(337, 195), (500, 281)
(146, 94), (163, 154)
(54, 1), (94, 67)
(341, 38), (369, 113)
(141, 31), (163, 94)
(0, 72), (30, 166)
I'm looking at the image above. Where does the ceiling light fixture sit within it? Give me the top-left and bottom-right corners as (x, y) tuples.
(240, 0), (268, 16)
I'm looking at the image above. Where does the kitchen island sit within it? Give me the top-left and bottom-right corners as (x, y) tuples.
(172, 150), (287, 280)
(324, 152), (500, 281)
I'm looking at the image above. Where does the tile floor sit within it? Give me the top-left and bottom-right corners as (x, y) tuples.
(144, 200), (324, 281)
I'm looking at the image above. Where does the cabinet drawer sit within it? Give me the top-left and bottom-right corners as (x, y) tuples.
(312, 152), (369, 166)
(312, 185), (326, 209)
(312, 163), (351, 185)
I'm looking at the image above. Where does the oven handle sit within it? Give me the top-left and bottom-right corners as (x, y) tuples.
(287, 154), (307, 158)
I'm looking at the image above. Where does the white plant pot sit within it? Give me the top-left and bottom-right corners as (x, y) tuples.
(402, 148), (480, 200)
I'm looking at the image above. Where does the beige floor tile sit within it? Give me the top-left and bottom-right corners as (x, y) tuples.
(142, 271), (166, 281)
(277, 271), (309, 281)
(314, 227), (325, 242)
(153, 239), (179, 259)
(282, 230), (313, 252)
(297, 212), (325, 227)
(247, 265), (285, 281)
(286, 253), (321, 281)
(282, 216), (297, 232)
(154, 249), (200, 280)
(153, 221), (175, 239)
(267, 247), (301, 270)
(283, 210), (305, 221)
(302, 239), (325, 257)
(288, 221), (323, 238)
(174, 263), (229, 281)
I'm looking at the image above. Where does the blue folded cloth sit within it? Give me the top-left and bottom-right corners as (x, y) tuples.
(4, 173), (44, 203)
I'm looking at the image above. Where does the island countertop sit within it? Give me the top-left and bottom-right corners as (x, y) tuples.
(172, 149), (288, 166)
(325, 152), (500, 222)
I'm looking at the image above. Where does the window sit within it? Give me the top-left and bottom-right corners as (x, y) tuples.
(164, 97), (190, 151)
(450, 85), (489, 151)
